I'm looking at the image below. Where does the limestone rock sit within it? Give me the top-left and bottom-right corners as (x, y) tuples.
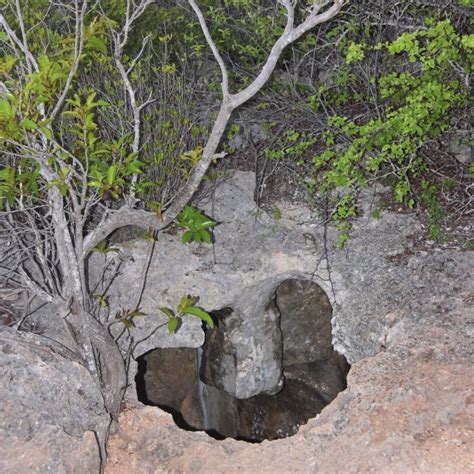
(106, 298), (474, 472)
(276, 279), (333, 364)
(201, 281), (284, 399)
(284, 358), (349, 403)
(88, 170), (469, 403)
(138, 348), (198, 412)
(449, 131), (472, 165)
(0, 329), (108, 473)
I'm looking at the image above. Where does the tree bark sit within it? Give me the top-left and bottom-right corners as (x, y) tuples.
(66, 307), (126, 418)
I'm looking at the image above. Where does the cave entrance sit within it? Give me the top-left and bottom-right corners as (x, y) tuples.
(136, 279), (350, 442)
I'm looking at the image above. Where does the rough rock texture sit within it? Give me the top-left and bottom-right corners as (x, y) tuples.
(137, 348), (198, 413)
(0, 329), (108, 473)
(93, 171), (427, 399)
(106, 298), (473, 472)
(235, 379), (328, 441)
(200, 278), (339, 398)
(103, 170), (473, 472)
(277, 279), (333, 364)
(200, 293), (283, 398)
(284, 359), (349, 404)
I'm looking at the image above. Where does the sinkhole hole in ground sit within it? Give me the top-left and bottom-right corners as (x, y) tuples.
(136, 279), (350, 442)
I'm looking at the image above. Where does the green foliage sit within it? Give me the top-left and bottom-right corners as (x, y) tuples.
(302, 19), (472, 243)
(159, 295), (214, 334)
(265, 129), (316, 162)
(92, 240), (119, 255)
(0, 9), (144, 205)
(175, 205), (217, 244)
(345, 42), (366, 64)
(115, 308), (146, 330)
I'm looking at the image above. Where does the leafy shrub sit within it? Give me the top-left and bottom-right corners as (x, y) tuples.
(176, 205), (217, 244)
(302, 19), (472, 242)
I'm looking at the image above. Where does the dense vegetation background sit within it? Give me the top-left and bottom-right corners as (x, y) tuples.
(1, 0), (472, 244)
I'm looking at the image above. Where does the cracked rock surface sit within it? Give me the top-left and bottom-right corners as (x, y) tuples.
(0, 329), (108, 473)
(104, 171), (473, 472)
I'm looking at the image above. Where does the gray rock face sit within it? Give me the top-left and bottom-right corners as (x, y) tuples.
(200, 279), (284, 398)
(449, 131), (472, 165)
(90, 170), (426, 399)
(200, 277), (346, 400)
(277, 279), (333, 364)
(0, 329), (108, 473)
(87, 170), (474, 404)
(201, 302), (283, 399)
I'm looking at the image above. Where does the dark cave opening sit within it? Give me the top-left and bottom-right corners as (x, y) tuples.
(136, 279), (350, 442)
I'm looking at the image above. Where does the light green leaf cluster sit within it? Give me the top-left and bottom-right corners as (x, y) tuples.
(305, 19), (471, 243)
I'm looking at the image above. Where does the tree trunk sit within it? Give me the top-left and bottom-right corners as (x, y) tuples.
(66, 308), (126, 418)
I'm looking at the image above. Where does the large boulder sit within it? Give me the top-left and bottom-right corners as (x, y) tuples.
(200, 279), (284, 399)
(0, 329), (109, 473)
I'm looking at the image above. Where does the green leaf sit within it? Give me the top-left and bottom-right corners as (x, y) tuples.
(167, 316), (181, 334)
(51, 72), (66, 82)
(88, 36), (107, 54)
(88, 180), (104, 189)
(346, 42), (365, 64)
(181, 230), (194, 244)
(19, 119), (38, 130)
(127, 309), (146, 318)
(461, 34), (474, 49)
(122, 318), (133, 329)
(93, 240), (117, 254)
(40, 127), (53, 140)
(93, 240), (107, 253)
(200, 220), (217, 228)
(159, 307), (175, 319)
(0, 100), (13, 119)
(93, 100), (110, 107)
(199, 229), (211, 244)
(106, 165), (117, 185)
(183, 306), (214, 329)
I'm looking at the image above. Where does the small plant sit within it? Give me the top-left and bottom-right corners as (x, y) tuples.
(175, 205), (217, 244)
(92, 240), (119, 255)
(159, 295), (215, 334)
(115, 308), (146, 329)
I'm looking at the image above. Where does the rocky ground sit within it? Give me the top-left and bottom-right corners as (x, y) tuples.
(0, 171), (472, 473)
(104, 172), (473, 473)
(106, 327), (473, 473)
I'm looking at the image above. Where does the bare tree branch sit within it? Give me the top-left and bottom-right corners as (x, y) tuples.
(0, 12), (39, 72)
(188, 0), (230, 99)
(49, 0), (87, 121)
